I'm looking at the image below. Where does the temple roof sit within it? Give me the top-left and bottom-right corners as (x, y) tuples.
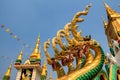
(104, 2), (120, 19)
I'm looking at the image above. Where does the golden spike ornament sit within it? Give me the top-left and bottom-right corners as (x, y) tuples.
(4, 63), (12, 77)
(102, 16), (108, 29)
(41, 60), (47, 76)
(17, 50), (23, 61)
(30, 35), (40, 58)
(104, 2), (120, 18)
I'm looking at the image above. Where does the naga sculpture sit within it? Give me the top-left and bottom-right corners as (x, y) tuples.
(43, 4), (110, 80)
(44, 39), (65, 78)
(44, 2), (120, 80)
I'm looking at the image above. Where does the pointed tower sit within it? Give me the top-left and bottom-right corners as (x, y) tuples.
(3, 63), (12, 80)
(41, 60), (47, 80)
(14, 35), (41, 80)
(103, 2), (120, 47)
(15, 49), (23, 65)
(30, 34), (41, 65)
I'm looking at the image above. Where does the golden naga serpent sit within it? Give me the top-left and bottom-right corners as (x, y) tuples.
(43, 3), (106, 80)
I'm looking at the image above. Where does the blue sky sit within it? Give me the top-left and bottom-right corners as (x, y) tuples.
(0, 0), (120, 80)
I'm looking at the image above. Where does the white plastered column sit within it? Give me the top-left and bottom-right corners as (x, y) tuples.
(16, 69), (22, 80)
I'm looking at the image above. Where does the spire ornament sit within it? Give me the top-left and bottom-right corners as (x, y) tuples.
(41, 60), (47, 80)
(3, 63), (12, 80)
(102, 17), (108, 29)
(15, 49), (23, 65)
(30, 34), (41, 64)
(103, 2), (120, 47)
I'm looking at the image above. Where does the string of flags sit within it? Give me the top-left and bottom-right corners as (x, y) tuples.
(0, 24), (46, 61)
(1, 24), (32, 50)
(0, 55), (14, 64)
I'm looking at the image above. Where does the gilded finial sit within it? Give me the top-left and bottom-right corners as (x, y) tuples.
(35, 34), (40, 49)
(41, 60), (47, 79)
(102, 0), (105, 5)
(102, 0), (109, 8)
(103, 2), (110, 11)
(17, 50), (23, 61)
(15, 49), (23, 65)
(43, 60), (47, 68)
(35, 48), (41, 64)
(30, 35), (40, 58)
(102, 16), (108, 29)
(103, 2), (120, 18)
(3, 63), (12, 80)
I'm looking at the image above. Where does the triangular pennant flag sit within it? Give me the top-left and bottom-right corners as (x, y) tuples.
(10, 32), (13, 35)
(13, 35), (17, 38)
(5, 28), (10, 32)
(1, 25), (5, 28)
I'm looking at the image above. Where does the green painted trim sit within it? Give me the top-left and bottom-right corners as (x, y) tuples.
(94, 70), (108, 80)
(3, 76), (10, 80)
(101, 69), (109, 80)
(105, 64), (110, 76)
(16, 59), (22, 63)
(41, 75), (46, 80)
(109, 64), (117, 80)
(94, 75), (100, 80)
(117, 31), (120, 37)
(81, 57), (86, 68)
(36, 59), (41, 62)
(76, 46), (105, 80)
(109, 47), (115, 57)
(30, 58), (36, 64)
